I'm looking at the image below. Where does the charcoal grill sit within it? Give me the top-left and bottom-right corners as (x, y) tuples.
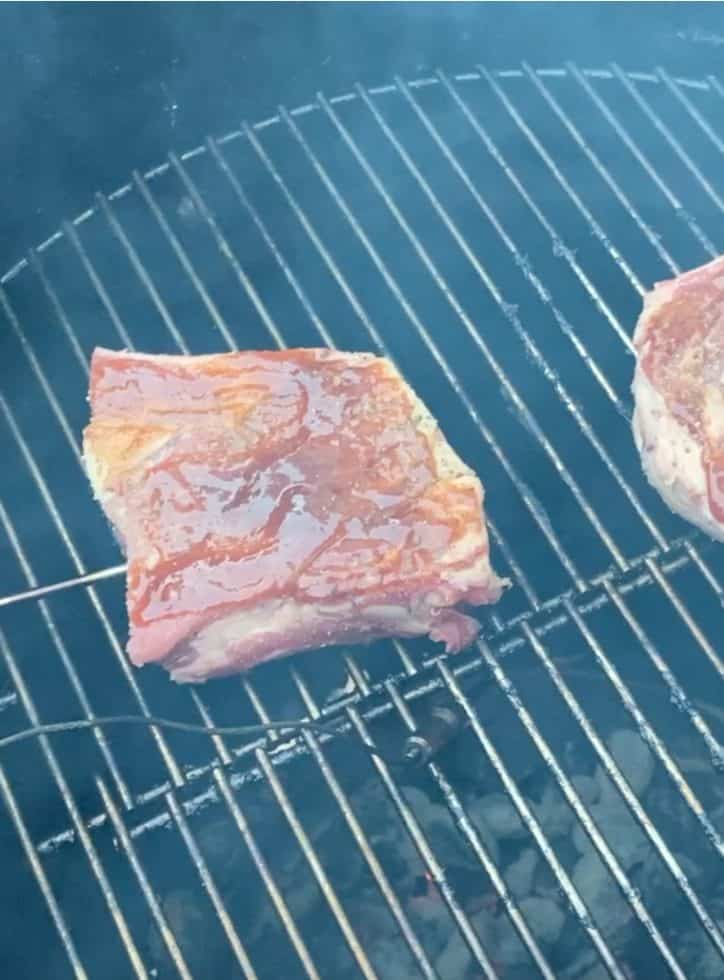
(2, 63), (724, 979)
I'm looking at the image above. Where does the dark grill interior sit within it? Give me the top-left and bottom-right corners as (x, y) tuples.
(2, 65), (724, 979)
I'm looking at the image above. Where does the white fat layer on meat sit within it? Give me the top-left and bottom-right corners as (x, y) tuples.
(173, 598), (432, 683)
(632, 362), (724, 541)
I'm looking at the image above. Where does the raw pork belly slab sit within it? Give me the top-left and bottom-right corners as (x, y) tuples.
(632, 254), (724, 540)
(84, 347), (506, 682)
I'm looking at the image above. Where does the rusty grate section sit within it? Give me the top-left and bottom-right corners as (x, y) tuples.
(2, 64), (724, 979)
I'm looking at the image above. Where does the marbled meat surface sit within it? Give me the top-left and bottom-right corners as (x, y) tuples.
(633, 255), (724, 541)
(83, 347), (506, 682)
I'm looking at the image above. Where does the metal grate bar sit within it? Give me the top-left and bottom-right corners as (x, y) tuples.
(479, 67), (637, 349)
(291, 667), (441, 980)
(435, 658), (627, 979)
(182, 689), (319, 980)
(0, 382), (184, 788)
(599, 581), (724, 805)
(565, 590), (724, 855)
(378, 669), (557, 978)
(520, 63), (678, 281)
(270, 101), (584, 590)
(181, 688), (325, 978)
(242, 118), (387, 351)
(0, 290), (185, 787)
(256, 747), (381, 980)
(27, 248), (89, 370)
(171, 130), (539, 622)
(212, 769), (324, 980)
(471, 69), (724, 690)
(0, 499), (132, 807)
(95, 775), (194, 980)
(341, 682), (502, 980)
(0, 763), (88, 980)
(62, 219), (134, 350)
(380, 75), (665, 550)
(240, 681), (396, 979)
(206, 135), (335, 348)
(431, 66), (724, 638)
(87, 178), (402, 975)
(472, 636), (689, 978)
(521, 619), (724, 961)
(168, 151), (285, 349)
(518, 62), (724, 605)
(184, 691), (324, 978)
(248, 671), (436, 978)
(230, 120), (546, 607)
(568, 63), (716, 255)
(441, 68), (628, 408)
(610, 62), (724, 212)
(165, 790), (260, 980)
(437, 68), (724, 705)
(131, 170), (239, 351)
(317, 88), (627, 570)
(94, 191), (191, 354)
(0, 285), (83, 462)
(655, 67), (724, 155)
(83, 95), (724, 916)
(0, 629), (149, 980)
(708, 73), (724, 103)
(19, 542), (709, 863)
(306, 82), (723, 809)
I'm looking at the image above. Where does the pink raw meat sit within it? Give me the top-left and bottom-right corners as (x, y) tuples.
(633, 254), (724, 540)
(83, 347), (506, 682)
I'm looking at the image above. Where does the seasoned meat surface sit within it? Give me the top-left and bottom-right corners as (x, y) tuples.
(633, 254), (724, 540)
(84, 347), (506, 682)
